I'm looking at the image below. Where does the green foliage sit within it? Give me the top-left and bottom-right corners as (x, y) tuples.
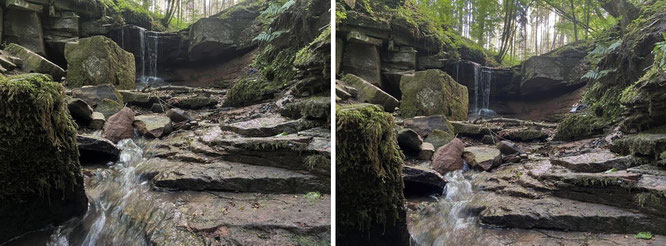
(553, 113), (607, 141)
(253, 28), (287, 43)
(305, 191), (322, 201)
(635, 232), (653, 240)
(654, 33), (666, 69)
(223, 74), (278, 107)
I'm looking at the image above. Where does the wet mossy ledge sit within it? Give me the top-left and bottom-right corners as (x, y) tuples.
(336, 104), (410, 245)
(0, 73), (88, 242)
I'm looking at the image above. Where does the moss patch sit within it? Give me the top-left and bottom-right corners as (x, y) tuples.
(0, 73), (83, 200)
(223, 74), (278, 107)
(336, 104), (406, 231)
(553, 113), (607, 141)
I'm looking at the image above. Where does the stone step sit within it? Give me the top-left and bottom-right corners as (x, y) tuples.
(202, 134), (330, 176)
(219, 114), (319, 137)
(550, 150), (631, 173)
(536, 170), (666, 217)
(470, 192), (666, 234)
(138, 158), (329, 194)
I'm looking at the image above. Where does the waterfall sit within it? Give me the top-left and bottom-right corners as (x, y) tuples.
(137, 28), (162, 87)
(408, 170), (483, 246)
(469, 62), (496, 118)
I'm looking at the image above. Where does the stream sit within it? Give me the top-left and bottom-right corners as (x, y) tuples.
(408, 170), (486, 246)
(6, 139), (157, 246)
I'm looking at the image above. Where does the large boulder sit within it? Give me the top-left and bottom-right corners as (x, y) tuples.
(5, 43), (65, 80)
(342, 42), (382, 86)
(0, 73), (87, 242)
(432, 138), (465, 175)
(3, 7), (45, 55)
(341, 74), (399, 112)
(65, 35), (136, 89)
(187, 1), (263, 62)
(400, 69), (469, 120)
(519, 45), (587, 97)
(337, 104), (410, 246)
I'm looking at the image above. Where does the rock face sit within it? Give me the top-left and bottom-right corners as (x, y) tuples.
(187, 1), (263, 62)
(65, 36), (136, 89)
(432, 138), (465, 175)
(519, 45), (587, 97)
(342, 42), (382, 86)
(342, 74), (399, 112)
(5, 43), (65, 80)
(103, 107), (136, 143)
(0, 73), (87, 242)
(4, 7), (45, 56)
(337, 104), (410, 246)
(400, 69), (468, 120)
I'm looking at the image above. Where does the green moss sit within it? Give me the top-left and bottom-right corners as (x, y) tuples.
(399, 69), (468, 120)
(553, 113), (607, 141)
(0, 73), (82, 201)
(64, 36), (136, 89)
(282, 97), (331, 121)
(336, 104), (406, 231)
(305, 154), (329, 171)
(223, 74), (278, 107)
(424, 129), (453, 149)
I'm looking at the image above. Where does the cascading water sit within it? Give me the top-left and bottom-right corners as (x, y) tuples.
(137, 28), (163, 88)
(408, 170), (485, 246)
(469, 62), (496, 118)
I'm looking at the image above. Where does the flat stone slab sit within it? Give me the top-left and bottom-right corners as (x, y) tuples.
(628, 164), (666, 176)
(550, 150), (632, 172)
(219, 114), (315, 137)
(471, 192), (666, 234)
(139, 159), (328, 194)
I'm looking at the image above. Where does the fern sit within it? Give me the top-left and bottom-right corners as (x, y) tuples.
(253, 28), (287, 43)
(582, 68), (615, 80)
(260, 0), (295, 17)
(653, 33), (666, 69)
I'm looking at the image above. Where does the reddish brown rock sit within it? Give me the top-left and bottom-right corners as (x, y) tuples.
(103, 107), (135, 143)
(432, 138), (465, 175)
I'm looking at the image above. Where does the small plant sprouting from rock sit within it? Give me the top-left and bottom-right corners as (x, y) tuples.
(635, 232), (652, 240)
(305, 192), (322, 201)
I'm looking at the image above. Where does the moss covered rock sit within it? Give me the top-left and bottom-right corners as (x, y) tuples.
(223, 74), (276, 107)
(425, 129), (454, 150)
(64, 35), (136, 89)
(553, 113), (606, 141)
(342, 73), (399, 112)
(399, 69), (468, 120)
(5, 43), (65, 80)
(336, 104), (409, 245)
(95, 98), (124, 118)
(0, 73), (87, 242)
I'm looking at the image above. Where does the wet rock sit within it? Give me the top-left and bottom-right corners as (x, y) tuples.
(220, 114), (317, 137)
(0, 73), (87, 242)
(341, 74), (399, 112)
(397, 129), (423, 156)
(497, 141), (523, 155)
(170, 95), (217, 109)
(432, 138), (465, 175)
(118, 90), (155, 106)
(342, 42), (382, 86)
(402, 115), (454, 137)
(472, 192), (666, 234)
(70, 84), (123, 107)
(4, 8), (45, 56)
(336, 104), (410, 246)
(67, 98), (93, 125)
(417, 143), (435, 160)
(65, 35), (136, 89)
(400, 69), (468, 120)
(403, 166), (446, 196)
(627, 165), (666, 176)
(424, 129), (453, 150)
(77, 135), (120, 164)
(150, 103), (167, 113)
(134, 114), (173, 139)
(464, 146), (501, 171)
(550, 150), (632, 172)
(95, 98), (124, 118)
(5, 43), (65, 80)
(500, 128), (548, 142)
(103, 107), (135, 143)
(451, 121), (491, 137)
(88, 112), (105, 130)
(166, 108), (194, 123)
(187, 3), (262, 62)
(142, 159), (328, 194)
